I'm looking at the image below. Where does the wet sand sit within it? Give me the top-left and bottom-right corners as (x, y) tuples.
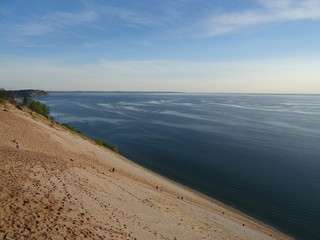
(0, 102), (291, 240)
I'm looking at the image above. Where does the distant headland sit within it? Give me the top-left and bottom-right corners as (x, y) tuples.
(6, 89), (50, 98)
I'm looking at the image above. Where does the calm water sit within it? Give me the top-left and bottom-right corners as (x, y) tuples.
(39, 93), (320, 240)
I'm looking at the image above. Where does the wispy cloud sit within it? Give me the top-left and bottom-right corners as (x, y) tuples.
(2, 0), (320, 46)
(99, 6), (162, 28)
(201, 0), (320, 37)
(1, 3), (167, 46)
(13, 10), (98, 36)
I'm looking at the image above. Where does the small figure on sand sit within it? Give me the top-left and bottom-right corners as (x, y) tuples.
(11, 139), (19, 148)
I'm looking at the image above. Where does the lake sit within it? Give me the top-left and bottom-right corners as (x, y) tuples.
(38, 92), (320, 240)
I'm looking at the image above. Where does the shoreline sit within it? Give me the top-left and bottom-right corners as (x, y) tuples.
(0, 102), (292, 239)
(116, 153), (292, 240)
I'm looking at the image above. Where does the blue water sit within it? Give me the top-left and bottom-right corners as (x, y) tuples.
(38, 92), (320, 240)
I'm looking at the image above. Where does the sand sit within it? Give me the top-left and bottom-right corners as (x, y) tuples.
(0, 102), (292, 240)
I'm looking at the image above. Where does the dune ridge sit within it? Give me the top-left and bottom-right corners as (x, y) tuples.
(0, 102), (291, 240)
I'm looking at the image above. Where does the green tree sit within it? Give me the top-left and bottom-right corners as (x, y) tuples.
(22, 96), (30, 106)
(28, 99), (50, 118)
(0, 88), (5, 103)
(0, 88), (6, 99)
(95, 139), (119, 153)
(61, 123), (81, 133)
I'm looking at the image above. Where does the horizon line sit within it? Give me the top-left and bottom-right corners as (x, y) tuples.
(45, 90), (320, 95)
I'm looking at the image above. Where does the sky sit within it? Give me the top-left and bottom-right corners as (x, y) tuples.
(1, 0), (320, 93)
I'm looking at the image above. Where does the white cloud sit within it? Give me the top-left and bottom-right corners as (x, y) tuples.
(202, 0), (320, 37)
(99, 6), (162, 28)
(259, 0), (295, 9)
(2, 0), (320, 43)
(1, 3), (167, 45)
(4, 10), (98, 36)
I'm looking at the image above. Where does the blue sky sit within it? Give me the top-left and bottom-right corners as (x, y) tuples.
(1, 0), (320, 93)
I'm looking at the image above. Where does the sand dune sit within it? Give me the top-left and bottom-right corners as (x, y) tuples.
(0, 102), (291, 240)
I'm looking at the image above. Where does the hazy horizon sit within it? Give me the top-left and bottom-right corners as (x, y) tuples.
(5, 89), (320, 95)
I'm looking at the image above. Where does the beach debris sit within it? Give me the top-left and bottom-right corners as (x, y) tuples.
(110, 168), (115, 173)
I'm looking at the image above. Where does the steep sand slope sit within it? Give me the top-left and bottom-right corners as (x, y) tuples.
(0, 103), (291, 240)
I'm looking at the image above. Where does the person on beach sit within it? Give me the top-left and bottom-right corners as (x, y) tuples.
(16, 142), (19, 149)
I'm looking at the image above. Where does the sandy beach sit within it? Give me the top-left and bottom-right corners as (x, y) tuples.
(0, 102), (291, 240)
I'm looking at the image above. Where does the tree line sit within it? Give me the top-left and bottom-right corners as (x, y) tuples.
(0, 88), (51, 118)
(22, 96), (51, 119)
